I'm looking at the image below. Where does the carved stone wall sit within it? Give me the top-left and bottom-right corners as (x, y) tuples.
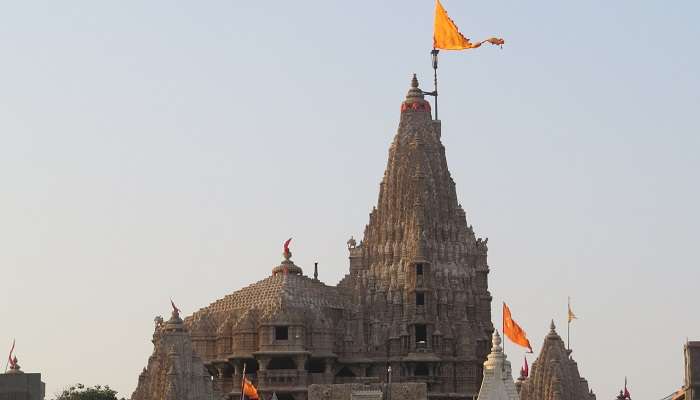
(517, 322), (595, 400)
(308, 383), (427, 400)
(131, 311), (213, 400)
(132, 75), (494, 400)
(336, 75), (493, 399)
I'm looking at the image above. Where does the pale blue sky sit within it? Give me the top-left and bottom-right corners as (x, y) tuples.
(1, 1), (698, 398)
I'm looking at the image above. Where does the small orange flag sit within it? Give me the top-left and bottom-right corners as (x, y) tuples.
(433, 0), (504, 50)
(503, 302), (533, 352)
(243, 377), (259, 400)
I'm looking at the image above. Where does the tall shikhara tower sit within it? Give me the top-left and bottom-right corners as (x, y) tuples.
(133, 74), (494, 400)
(340, 75), (494, 398)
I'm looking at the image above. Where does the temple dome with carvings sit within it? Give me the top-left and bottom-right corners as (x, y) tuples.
(517, 321), (596, 400)
(133, 75), (498, 400)
(181, 252), (345, 387)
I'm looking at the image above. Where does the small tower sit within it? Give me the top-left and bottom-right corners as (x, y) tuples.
(476, 330), (519, 400)
(518, 321), (596, 400)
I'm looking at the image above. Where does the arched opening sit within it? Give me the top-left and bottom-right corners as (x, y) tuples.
(268, 357), (297, 370)
(306, 359), (326, 374)
(335, 366), (356, 378)
(414, 363), (429, 376)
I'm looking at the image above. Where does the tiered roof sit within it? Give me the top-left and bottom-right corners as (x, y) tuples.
(186, 259), (345, 332)
(518, 321), (595, 400)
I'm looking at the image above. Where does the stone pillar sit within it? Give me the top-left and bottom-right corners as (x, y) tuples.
(325, 358), (334, 383)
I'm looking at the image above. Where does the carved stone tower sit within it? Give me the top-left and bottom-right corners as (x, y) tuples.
(339, 74), (494, 399)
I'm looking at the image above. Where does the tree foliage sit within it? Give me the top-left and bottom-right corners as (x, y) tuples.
(53, 383), (127, 400)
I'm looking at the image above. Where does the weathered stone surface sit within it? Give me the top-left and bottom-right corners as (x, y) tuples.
(131, 309), (213, 400)
(308, 383), (427, 400)
(132, 75), (493, 400)
(336, 74), (493, 399)
(517, 321), (595, 400)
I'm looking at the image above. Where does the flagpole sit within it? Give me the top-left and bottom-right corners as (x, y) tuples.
(240, 363), (247, 400)
(432, 49), (439, 120)
(430, 48), (440, 121)
(502, 302), (505, 353)
(424, 49), (440, 121)
(567, 297), (571, 350)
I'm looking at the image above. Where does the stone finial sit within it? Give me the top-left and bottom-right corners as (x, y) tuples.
(477, 329), (519, 400)
(347, 236), (357, 249)
(405, 74), (425, 102)
(491, 330), (503, 352)
(550, 319), (556, 333)
(170, 299), (181, 321)
(7, 356), (22, 374)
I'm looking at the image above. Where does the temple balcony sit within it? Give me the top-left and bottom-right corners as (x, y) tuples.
(258, 369), (307, 388)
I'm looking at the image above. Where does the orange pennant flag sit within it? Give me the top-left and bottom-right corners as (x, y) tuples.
(243, 377), (259, 400)
(503, 302), (533, 352)
(433, 0), (504, 50)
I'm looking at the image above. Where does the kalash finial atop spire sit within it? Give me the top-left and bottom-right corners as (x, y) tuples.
(477, 329), (519, 400)
(401, 74), (431, 114)
(491, 330), (503, 353)
(273, 238), (303, 276)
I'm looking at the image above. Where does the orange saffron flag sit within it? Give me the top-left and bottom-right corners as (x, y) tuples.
(503, 302), (533, 352)
(433, 0), (504, 50)
(243, 377), (259, 400)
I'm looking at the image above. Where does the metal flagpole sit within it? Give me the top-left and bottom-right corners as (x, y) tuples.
(432, 49), (439, 120)
(240, 363), (247, 400)
(567, 297), (571, 350)
(502, 302), (505, 353)
(424, 49), (440, 121)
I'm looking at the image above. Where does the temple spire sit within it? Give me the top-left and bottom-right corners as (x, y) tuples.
(476, 330), (519, 400)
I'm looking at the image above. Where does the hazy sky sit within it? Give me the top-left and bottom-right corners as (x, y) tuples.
(1, 1), (698, 398)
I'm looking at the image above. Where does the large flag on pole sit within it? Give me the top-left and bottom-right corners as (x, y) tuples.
(5, 339), (15, 372)
(433, 0), (504, 50)
(503, 303), (533, 352)
(568, 297), (577, 323)
(243, 377), (259, 400)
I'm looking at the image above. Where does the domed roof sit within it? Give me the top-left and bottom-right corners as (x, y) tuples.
(185, 260), (346, 334)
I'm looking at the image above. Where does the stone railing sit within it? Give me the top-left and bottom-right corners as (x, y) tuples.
(258, 370), (306, 387)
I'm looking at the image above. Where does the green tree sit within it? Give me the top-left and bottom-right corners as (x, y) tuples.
(53, 383), (127, 400)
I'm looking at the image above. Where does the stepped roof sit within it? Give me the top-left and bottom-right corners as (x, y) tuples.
(185, 259), (345, 333)
(518, 321), (596, 400)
